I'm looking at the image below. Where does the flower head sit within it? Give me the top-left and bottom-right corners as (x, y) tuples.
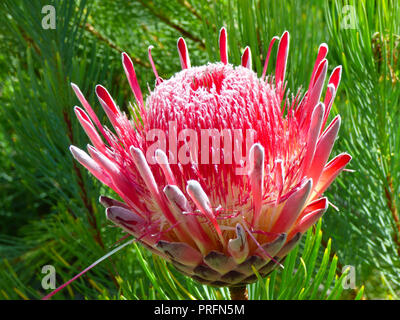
(70, 28), (351, 287)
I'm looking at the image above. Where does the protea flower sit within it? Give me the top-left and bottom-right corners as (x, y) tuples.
(69, 28), (350, 297)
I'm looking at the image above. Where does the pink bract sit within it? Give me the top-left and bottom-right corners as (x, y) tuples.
(69, 28), (351, 287)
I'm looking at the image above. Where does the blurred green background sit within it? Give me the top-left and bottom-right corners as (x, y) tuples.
(0, 0), (398, 300)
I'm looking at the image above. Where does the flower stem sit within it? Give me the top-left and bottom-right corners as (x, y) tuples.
(229, 286), (248, 300)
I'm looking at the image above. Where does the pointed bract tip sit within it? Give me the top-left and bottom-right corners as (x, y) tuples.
(315, 101), (325, 113)
(329, 66), (343, 89)
(333, 152), (352, 166)
(121, 52), (129, 61)
(155, 149), (168, 164)
(70, 83), (82, 97)
(177, 37), (187, 51)
(105, 206), (125, 222)
(122, 52), (135, 70)
(325, 114), (341, 132)
(95, 85), (107, 100)
(69, 145), (86, 161)
(177, 37), (185, 45)
(316, 58), (328, 75)
(241, 46), (252, 69)
(163, 184), (173, 193)
(186, 180), (208, 201)
(95, 84), (106, 94)
(343, 152), (352, 161)
(99, 195), (112, 208)
(321, 197), (329, 210)
(319, 42), (329, 51)
(69, 145), (77, 154)
(249, 143), (265, 167)
(163, 184), (190, 211)
(129, 145), (141, 156)
(281, 30), (290, 39)
(105, 207), (113, 220)
(187, 179), (200, 190)
(250, 142), (264, 153)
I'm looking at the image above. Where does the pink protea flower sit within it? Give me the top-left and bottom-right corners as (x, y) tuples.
(69, 28), (351, 288)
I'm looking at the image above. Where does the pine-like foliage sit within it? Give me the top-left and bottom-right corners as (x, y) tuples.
(0, 0), (397, 300)
(324, 0), (400, 298)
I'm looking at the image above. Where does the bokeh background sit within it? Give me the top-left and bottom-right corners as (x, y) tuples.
(0, 0), (399, 299)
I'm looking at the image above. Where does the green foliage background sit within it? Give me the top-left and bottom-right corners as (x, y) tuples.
(0, 0), (398, 300)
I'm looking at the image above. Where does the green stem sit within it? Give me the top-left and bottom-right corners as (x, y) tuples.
(229, 286), (248, 300)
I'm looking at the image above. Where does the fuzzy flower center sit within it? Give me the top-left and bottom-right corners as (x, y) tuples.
(142, 63), (306, 213)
